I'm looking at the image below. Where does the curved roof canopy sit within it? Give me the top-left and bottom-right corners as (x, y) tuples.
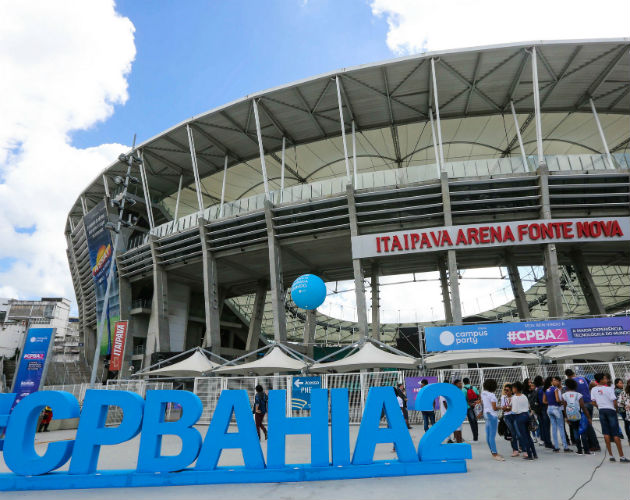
(424, 349), (539, 368)
(309, 341), (418, 372)
(68, 39), (630, 229)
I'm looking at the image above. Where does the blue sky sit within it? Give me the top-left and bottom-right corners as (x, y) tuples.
(72, 0), (392, 149)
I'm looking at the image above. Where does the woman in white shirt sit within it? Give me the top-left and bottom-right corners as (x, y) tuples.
(511, 381), (537, 460)
(481, 378), (504, 461)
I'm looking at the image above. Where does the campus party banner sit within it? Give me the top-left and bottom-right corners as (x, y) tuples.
(425, 316), (630, 352)
(291, 376), (321, 410)
(11, 328), (54, 408)
(84, 200), (120, 356)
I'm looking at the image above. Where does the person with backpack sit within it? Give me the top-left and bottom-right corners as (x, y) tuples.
(500, 383), (521, 456)
(591, 373), (629, 463)
(565, 369), (600, 452)
(462, 377), (480, 441)
(253, 384), (268, 440)
(511, 381), (537, 460)
(543, 376), (572, 453)
(562, 378), (592, 455)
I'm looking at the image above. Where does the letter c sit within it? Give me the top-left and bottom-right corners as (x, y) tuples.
(4, 391), (79, 475)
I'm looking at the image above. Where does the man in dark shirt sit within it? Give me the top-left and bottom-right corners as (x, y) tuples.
(565, 369), (601, 452)
(534, 376), (553, 448)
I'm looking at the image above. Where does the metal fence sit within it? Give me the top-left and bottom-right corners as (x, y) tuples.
(40, 362), (630, 426)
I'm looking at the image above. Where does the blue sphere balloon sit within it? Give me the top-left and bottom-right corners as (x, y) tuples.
(290, 274), (327, 310)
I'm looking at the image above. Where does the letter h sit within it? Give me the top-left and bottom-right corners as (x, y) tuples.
(267, 388), (329, 468)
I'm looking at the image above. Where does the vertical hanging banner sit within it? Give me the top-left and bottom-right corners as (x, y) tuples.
(405, 376), (438, 411)
(109, 321), (128, 372)
(84, 200), (120, 355)
(11, 328), (54, 408)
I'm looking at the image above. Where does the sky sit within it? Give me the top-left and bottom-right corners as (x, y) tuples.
(0, 0), (628, 320)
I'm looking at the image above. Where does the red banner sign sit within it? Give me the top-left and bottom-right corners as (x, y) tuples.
(109, 321), (128, 372)
(351, 217), (630, 259)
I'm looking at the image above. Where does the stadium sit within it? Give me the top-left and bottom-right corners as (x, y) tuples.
(63, 38), (630, 380)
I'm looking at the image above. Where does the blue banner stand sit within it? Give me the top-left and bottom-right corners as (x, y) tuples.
(0, 460), (466, 491)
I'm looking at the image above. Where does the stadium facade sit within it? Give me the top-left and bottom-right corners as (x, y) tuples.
(64, 39), (630, 379)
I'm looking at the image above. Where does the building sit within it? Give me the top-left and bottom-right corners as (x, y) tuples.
(64, 39), (630, 379)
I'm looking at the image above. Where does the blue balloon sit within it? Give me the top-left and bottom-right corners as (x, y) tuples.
(290, 274), (327, 310)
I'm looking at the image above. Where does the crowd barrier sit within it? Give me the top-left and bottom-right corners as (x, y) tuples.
(41, 362), (630, 426)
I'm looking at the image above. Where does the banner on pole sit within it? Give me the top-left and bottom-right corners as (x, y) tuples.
(84, 200), (120, 355)
(405, 376), (438, 411)
(425, 316), (630, 352)
(109, 321), (128, 372)
(11, 328), (54, 408)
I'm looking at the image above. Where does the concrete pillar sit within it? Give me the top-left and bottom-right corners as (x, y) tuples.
(116, 259), (134, 379)
(145, 236), (170, 366)
(570, 248), (605, 315)
(264, 200), (287, 343)
(440, 172), (462, 324)
(304, 309), (316, 359)
(67, 235), (91, 362)
(505, 251), (531, 320)
(437, 256), (454, 323)
(199, 219), (222, 352)
(370, 263), (380, 341)
(246, 281), (267, 351)
(346, 184), (369, 338)
(537, 165), (564, 318)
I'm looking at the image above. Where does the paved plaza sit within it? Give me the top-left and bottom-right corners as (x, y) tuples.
(1, 421), (629, 500)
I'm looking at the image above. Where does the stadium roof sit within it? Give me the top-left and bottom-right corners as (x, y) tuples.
(68, 38), (630, 229)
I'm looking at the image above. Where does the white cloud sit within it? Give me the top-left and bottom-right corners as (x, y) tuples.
(370, 0), (630, 55)
(0, 1), (135, 310)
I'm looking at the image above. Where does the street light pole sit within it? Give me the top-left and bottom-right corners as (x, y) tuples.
(89, 150), (139, 386)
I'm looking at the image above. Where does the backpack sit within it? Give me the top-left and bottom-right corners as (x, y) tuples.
(466, 387), (479, 404)
(565, 394), (581, 422)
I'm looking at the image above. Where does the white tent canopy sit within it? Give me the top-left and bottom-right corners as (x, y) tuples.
(424, 349), (539, 368)
(138, 348), (222, 377)
(213, 346), (308, 375)
(309, 342), (418, 373)
(544, 343), (630, 362)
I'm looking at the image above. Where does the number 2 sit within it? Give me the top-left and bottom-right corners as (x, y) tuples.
(415, 383), (472, 461)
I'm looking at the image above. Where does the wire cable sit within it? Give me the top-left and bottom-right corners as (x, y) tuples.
(566, 449), (607, 500)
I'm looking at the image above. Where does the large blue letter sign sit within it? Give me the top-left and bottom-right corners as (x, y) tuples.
(4, 391), (79, 475)
(0, 384), (470, 491)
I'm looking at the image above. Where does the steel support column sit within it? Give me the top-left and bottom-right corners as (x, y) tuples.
(538, 165), (564, 317)
(505, 250), (530, 319)
(173, 175), (183, 223)
(346, 183), (369, 338)
(440, 172), (462, 324)
(335, 76), (352, 181)
(437, 256), (453, 323)
(252, 99), (271, 198)
(185, 125), (205, 212)
(264, 200), (287, 343)
(246, 281), (267, 351)
(199, 218), (222, 351)
(531, 47), (546, 168)
(370, 263), (380, 341)
(145, 236), (170, 366)
(570, 248), (605, 315)
(510, 100), (529, 171)
(139, 152), (155, 230)
(589, 98), (615, 169)
(219, 155), (228, 217)
(280, 137), (286, 196)
(429, 107), (441, 176)
(352, 120), (358, 181)
(304, 309), (316, 359)
(431, 58), (445, 168)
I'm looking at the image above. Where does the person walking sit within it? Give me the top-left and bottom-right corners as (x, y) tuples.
(481, 379), (504, 461)
(419, 379), (436, 432)
(395, 383), (412, 430)
(462, 377), (480, 442)
(614, 378), (626, 440)
(617, 380), (630, 447)
(543, 376), (572, 453)
(253, 384), (268, 440)
(562, 378), (592, 455)
(511, 381), (537, 460)
(500, 383), (520, 457)
(565, 369), (600, 452)
(591, 373), (629, 462)
(534, 375), (553, 449)
(38, 406), (53, 433)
